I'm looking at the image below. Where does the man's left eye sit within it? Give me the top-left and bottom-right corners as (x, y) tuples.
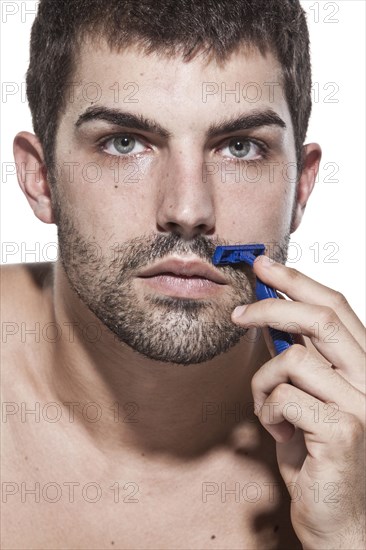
(220, 138), (265, 160)
(101, 135), (147, 156)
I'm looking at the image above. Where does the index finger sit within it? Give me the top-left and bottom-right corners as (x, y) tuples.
(253, 255), (366, 352)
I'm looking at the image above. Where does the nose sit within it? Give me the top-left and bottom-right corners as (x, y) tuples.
(156, 150), (216, 239)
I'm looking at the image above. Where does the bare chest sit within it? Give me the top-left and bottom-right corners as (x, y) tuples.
(2, 420), (301, 550)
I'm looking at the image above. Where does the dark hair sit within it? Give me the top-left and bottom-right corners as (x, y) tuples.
(26, 0), (312, 173)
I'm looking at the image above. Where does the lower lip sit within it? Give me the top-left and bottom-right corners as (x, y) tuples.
(138, 274), (225, 298)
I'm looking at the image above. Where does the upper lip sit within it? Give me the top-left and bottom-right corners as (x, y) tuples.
(138, 257), (227, 284)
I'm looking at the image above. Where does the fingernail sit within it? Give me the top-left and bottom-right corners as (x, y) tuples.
(232, 305), (248, 319)
(255, 255), (274, 267)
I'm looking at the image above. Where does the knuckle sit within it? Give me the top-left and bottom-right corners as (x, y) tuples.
(330, 290), (349, 310)
(317, 305), (338, 326)
(250, 363), (271, 394)
(272, 382), (292, 402)
(283, 343), (308, 365)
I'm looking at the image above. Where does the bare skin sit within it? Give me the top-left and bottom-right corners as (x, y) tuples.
(2, 41), (364, 549)
(1, 262), (301, 549)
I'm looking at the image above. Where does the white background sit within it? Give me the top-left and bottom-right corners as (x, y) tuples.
(1, 0), (365, 323)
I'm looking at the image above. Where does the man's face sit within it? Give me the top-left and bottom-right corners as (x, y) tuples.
(52, 40), (297, 365)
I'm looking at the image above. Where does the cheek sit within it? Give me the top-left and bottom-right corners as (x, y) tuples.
(214, 164), (296, 241)
(56, 160), (154, 242)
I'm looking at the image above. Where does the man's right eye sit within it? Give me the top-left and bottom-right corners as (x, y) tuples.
(100, 134), (147, 156)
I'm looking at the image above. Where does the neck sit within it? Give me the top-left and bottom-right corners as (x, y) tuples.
(46, 262), (270, 462)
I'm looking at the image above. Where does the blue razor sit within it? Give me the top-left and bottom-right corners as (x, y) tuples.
(212, 244), (294, 355)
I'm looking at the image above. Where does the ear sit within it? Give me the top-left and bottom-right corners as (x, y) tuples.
(13, 131), (55, 224)
(290, 143), (322, 233)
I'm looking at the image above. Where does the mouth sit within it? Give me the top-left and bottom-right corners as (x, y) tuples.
(137, 257), (227, 298)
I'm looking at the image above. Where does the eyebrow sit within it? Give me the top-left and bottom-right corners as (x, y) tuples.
(75, 106), (286, 139)
(75, 107), (172, 138)
(207, 109), (286, 138)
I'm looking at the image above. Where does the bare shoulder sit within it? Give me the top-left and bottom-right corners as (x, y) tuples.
(1, 261), (55, 349)
(1, 262), (55, 397)
(1, 261), (54, 316)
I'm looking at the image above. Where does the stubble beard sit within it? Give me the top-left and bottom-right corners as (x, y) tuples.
(53, 193), (289, 365)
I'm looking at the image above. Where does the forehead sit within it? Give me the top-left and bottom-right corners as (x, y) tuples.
(64, 39), (291, 132)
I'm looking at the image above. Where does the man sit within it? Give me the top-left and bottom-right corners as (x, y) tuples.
(2, 0), (365, 548)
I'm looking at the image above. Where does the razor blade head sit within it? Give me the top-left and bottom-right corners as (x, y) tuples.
(212, 244), (265, 266)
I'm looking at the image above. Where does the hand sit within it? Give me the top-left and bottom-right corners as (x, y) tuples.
(231, 255), (365, 549)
